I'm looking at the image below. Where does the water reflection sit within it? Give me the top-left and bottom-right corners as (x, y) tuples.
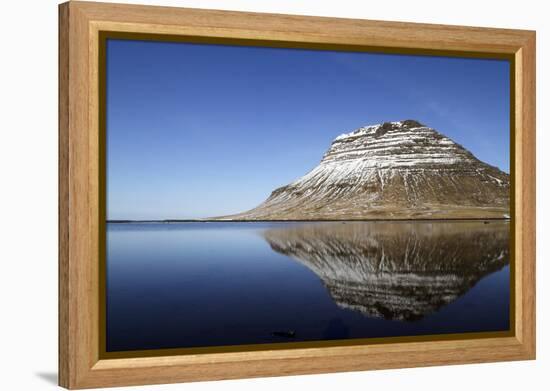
(107, 221), (510, 351)
(263, 221), (509, 321)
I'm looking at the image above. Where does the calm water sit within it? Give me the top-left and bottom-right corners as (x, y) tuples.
(106, 221), (510, 352)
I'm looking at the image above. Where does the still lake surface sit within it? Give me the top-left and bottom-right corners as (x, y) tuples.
(106, 220), (510, 352)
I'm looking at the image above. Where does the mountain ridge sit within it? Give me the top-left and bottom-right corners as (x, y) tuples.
(215, 120), (510, 220)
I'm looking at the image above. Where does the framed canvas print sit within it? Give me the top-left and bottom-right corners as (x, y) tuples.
(58, 1), (536, 389)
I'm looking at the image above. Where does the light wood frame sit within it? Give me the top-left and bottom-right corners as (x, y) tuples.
(59, 1), (536, 389)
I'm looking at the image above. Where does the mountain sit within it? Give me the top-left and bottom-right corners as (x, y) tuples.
(218, 120), (510, 220)
(263, 221), (509, 321)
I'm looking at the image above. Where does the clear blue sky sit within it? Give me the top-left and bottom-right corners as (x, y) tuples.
(106, 39), (510, 220)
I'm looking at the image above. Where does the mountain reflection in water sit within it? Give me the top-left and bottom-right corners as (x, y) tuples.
(106, 221), (510, 351)
(263, 221), (509, 321)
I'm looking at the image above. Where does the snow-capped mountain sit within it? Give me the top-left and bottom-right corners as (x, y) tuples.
(221, 120), (509, 220)
(263, 221), (509, 321)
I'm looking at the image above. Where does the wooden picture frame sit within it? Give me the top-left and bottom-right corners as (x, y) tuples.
(59, 1), (536, 389)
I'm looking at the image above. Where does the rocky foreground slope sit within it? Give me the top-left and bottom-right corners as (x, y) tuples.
(219, 120), (509, 220)
(263, 221), (509, 321)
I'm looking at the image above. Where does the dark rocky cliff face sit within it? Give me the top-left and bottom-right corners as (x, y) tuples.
(219, 120), (509, 220)
(263, 221), (509, 321)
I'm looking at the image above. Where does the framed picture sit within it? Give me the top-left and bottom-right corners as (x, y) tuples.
(58, 1), (536, 389)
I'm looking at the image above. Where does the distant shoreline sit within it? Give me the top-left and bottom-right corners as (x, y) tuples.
(107, 217), (511, 224)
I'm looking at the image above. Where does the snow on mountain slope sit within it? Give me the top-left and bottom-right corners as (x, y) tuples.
(218, 120), (509, 220)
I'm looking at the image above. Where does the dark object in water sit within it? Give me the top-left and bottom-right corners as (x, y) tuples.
(484, 221), (490, 224)
(271, 330), (296, 338)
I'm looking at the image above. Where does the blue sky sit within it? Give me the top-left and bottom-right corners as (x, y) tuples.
(106, 39), (510, 220)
